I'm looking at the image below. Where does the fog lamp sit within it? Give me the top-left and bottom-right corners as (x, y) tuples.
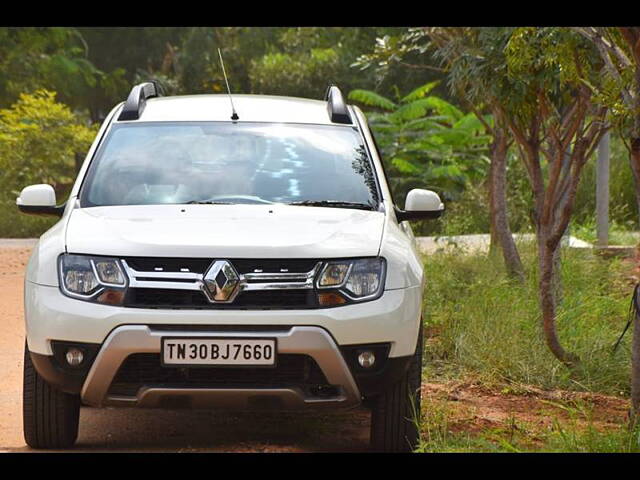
(65, 348), (84, 366)
(357, 350), (376, 368)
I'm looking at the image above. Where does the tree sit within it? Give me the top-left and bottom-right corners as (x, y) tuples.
(355, 27), (525, 279)
(250, 48), (341, 97)
(0, 89), (97, 237)
(0, 90), (96, 197)
(573, 28), (640, 225)
(0, 28), (128, 122)
(396, 27), (608, 367)
(572, 27), (640, 420)
(502, 28), (608, 366)
(426, 27), (525, 281)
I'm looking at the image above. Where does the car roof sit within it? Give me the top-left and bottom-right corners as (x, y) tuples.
(115, 94), (354, 125)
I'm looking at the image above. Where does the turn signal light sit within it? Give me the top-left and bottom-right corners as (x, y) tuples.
(317, 292), (347, 306)
(97, 289), (125, 305)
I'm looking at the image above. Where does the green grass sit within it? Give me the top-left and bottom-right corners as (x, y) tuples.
(571, 217), (639, 246)
(416, 395), (640, 453)
(422, 242), (633, 395)
(418, 242), (638, 451)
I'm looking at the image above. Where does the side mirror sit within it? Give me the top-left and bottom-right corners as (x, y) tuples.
(395, 188), (444, 222)
(16, 184), (64, 216)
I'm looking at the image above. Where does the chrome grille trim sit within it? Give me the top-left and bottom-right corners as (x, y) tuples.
(121, 260), (322, 302)
(243, 271), (311, 281)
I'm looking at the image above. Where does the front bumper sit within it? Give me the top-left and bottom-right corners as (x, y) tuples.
(78, 325), (361, 409)
(25, 282), (422, 409)
(25, 282), (423, 358)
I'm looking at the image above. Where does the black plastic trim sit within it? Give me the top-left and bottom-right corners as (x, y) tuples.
(340, 343), (412, 398)
(325, 85), (352, 124)
(350, 108), (384, 212)
(117, 82), (159, 121)
(29, 341), (100, 394)
(394, 205), (444, 222)
(17, 202), (66, 217)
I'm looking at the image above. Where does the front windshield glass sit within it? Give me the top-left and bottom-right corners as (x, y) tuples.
(81, 122), (379, 208)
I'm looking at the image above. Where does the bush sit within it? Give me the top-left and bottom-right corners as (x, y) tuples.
(249, 48), (341, 98)
(0, 89), (96, 237)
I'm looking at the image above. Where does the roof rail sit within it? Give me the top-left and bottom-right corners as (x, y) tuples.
(324, 85), (352, 124)
(117, 82), (160, 121)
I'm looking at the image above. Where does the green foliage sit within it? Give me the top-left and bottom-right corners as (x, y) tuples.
(174, 27), (408, 102)
(0, 90), (96, 188)
(249, 48), (341, 97)
(423, 244), (632, 394)
(506, 27), (599, 88)
(352, 29), (450, 102)
(349, 83), (492, 224)
(0, 90), (96, 237)
(573, 132), (639, 232)
(569, 28), (637, 139)
(348, 89), (397, 110)
(0, 27), (129, 121)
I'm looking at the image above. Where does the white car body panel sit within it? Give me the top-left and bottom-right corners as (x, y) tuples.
(64, 204), (385, 260)
(25, 282), (422, 358)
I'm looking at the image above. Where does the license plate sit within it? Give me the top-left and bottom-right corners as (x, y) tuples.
(161, 337), (277, 367)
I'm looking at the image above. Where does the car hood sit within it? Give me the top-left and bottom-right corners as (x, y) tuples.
(65, 204), (385, 258)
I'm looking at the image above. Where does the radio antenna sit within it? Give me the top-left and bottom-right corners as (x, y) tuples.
(217, 48), (239, 121)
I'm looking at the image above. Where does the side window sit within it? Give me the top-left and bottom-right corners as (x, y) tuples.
(369, 130), (397, 206)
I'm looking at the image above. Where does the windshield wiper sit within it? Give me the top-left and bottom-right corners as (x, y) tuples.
(184, 200), (233, 205)
(287, 200), (376, 211)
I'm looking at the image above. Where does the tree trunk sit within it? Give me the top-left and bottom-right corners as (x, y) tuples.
(629, 142), (640, 229)
(489, 124), (525, 282)
(631, 286), (640, 425)
(538, 236), (580, 368)
(488, 160), (499, 257)
(630, 58), (640, 425)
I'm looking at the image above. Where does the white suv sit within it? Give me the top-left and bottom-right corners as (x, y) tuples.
(18, 83), (443, 452)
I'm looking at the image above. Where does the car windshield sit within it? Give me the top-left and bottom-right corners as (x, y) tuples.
(81, 122), (379, 209)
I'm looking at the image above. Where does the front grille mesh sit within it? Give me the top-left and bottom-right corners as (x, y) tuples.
(108, 353), (331, 397)
(124, 288), (317, 309)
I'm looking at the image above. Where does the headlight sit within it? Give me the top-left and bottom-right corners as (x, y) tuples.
(317, 257), (385, 303)
(58, 254), (127, 304)
(344, 258), (384, 298)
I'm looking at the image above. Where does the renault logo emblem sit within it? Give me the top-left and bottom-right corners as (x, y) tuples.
(202, 260), (240, 302)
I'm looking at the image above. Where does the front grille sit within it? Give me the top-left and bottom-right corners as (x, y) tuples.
(124, 288), (317, 309)
(108, 353), (331, 397)
(122, 257), (321, 310)
(120, 257), (323, 310)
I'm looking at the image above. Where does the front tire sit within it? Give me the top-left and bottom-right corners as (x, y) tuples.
(370, 327), (423, 452)
(23, 343), (80, 449)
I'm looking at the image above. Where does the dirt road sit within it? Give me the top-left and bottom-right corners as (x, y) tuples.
(0, 246), (371, 452)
